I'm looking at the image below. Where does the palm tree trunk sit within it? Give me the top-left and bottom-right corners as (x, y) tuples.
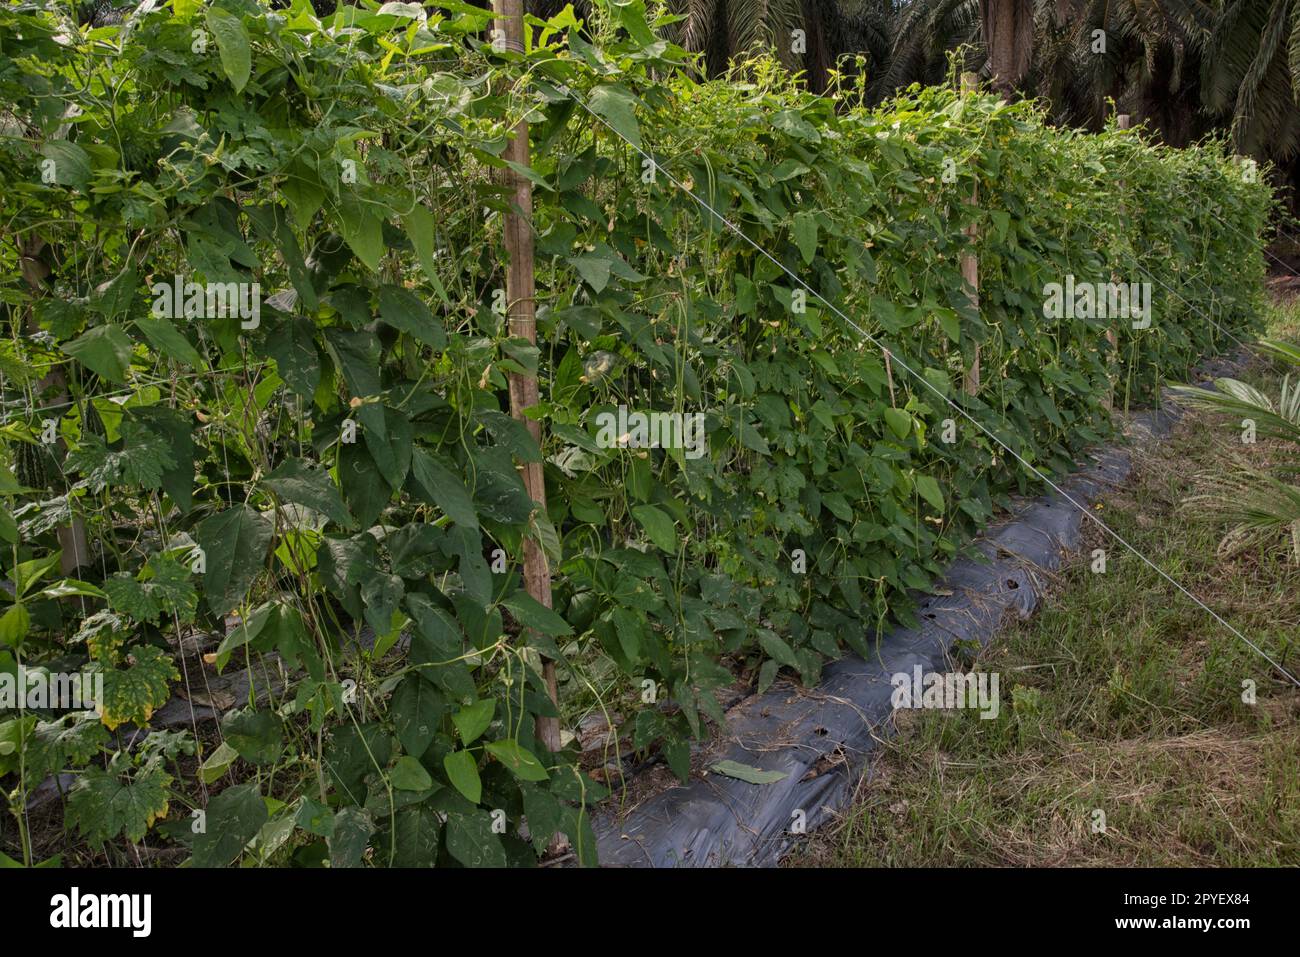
(980, 0), (1033, 95)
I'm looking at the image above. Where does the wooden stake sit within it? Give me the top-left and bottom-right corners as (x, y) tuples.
(960, 72), (981, 396)
(19, 237), (89, 576)
(1104, 114), (1131, 412)
(493, 0), (561, 755)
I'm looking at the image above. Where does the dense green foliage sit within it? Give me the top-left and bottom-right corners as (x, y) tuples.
(0, 0), (1270, 866)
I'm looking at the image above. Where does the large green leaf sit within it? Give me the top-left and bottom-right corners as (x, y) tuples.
(390, 754), (434, 791)
(501, 590), (573, 637)
(400, 204), (451, 305)
(378, 284), (445, 348)
(329, 807), (374, 868)
(389, 806), (441, 867)
(263, 458), (355, 528)
(195, 504), (274, 615)
(62, 324), (134, 383)
(710, 759), (788, 785)
(192, 782), (268, 867)
(588, 83), (641, 149)
(134, 317), (202, 368)
(337, 193), (384, 272)
(792, 210), (818, 264)
(221, 708), (283, 766)
(445, 809), (507, 867)
(484, 739), (549, 782)
(67, 763), (172, 845)
(267, 316), (321, 399)
(93, 645), (180, 731)
(443, 749), (482, 804)
(631, 504), (677, 553)
(205, 5), (252, 92)
(451, 698), (494, 745)
(409, 449), (477, 528)
(38, 141), (91, 188)
(390, 673), (445, 757)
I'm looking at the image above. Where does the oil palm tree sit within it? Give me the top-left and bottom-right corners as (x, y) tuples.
(663, 0), (893, 89)
(1200, 0), (1300, 161)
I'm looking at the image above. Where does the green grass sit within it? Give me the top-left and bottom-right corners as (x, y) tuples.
(791, 313), (1300, 868)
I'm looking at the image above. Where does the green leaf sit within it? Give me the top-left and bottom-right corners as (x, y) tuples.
(409, 449), (477, 529)
(199, 741), (239, 784)
(359, 405), (412, 490)
(484, 738), (549, 782)
(134, 317), (203, 369)
(221, 708), (283, 765)
(295, 798), (334, 838)
(757, 629), (799, 669)
(0, 604), (30, 648)
(451, 698), (494, 745)
(281, 159), (324, 231)
(192, 782), (268, 867)
(326, 722), (393, 804)
(67, 763), (172, 845)
(571, 254), (611, 293)
(390, 674), (444, 757)
(195, 504), (274, 616)
(337, 193), (384, 272)
(39, 141), (91, 189)
(329, 807), (373, 868)
(521, 786), (563, 853)
(400, 204), (451, 306)
(884, 407), (912, 440)
(501, 590), (573, 637)
(914, 473), (945, 512)
(390, 807), (441, 867)
(205, 5), (252, 93)
(607, 0), (658, 46)
(445, 809), (507, 867)
(263, 458), (355, 528)
(390, 754), (434, 791)
(91, 268), (138, 319)
(792, 210), (818, 264)
(102, 555), (197, 625)
(23, 715), (105, 778)
(94, 645), (180, 731)
(710, 759), (788, 785)
(378, 284), (445, 349)
(935, 308), (961, 342)
(443, 750), (482, 804)
(62, 324), (133, 383)
(631, 504), (677, 552)
(268, 317), (320, 399)
(588, 83), (641, 149)
(213, 600), (276, 666)
(128, 405), (194, 513)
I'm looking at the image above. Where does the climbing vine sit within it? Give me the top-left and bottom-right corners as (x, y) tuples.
(0, 0), (1271, 866)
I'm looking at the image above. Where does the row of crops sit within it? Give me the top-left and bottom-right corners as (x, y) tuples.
(0, 0), (1271, 866)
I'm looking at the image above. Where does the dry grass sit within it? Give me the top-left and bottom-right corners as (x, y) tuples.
(790, 308), (1300, 869)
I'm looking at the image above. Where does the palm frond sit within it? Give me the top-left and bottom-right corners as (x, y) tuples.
(1185, 467), (1300, 562)
(1169, 378), (1300, 445)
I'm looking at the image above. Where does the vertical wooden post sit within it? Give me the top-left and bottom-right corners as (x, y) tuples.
(1104, 114), (1131, 412)
(960, 72), (981, 396)
(19, 238), (89, 575)
(493, 0), (561, 755)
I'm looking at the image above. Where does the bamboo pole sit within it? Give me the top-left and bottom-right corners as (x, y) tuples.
(960, 72), (981, 396)
(1104, 114), (1131, 412)
(493, 0), (561, 755)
